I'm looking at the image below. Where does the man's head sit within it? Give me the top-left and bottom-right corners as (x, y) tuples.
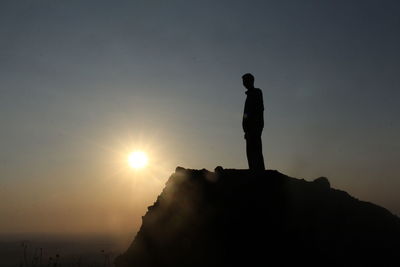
(242, 73), (255, 90)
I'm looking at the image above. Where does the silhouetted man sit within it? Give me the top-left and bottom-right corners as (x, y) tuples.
(242, 73), (265, 171)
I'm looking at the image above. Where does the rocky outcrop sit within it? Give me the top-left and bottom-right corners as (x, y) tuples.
(116, 167), (400, 267)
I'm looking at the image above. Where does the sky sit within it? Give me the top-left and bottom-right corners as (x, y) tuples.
(1, 0), (400, 238)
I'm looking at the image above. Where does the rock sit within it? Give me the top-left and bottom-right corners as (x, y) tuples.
(214, 166), (224, 173)
(115, 168), (400, 267)
(313, 176), (330, 189)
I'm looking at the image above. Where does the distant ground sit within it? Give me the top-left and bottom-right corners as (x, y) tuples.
(0, 233), (126, 267)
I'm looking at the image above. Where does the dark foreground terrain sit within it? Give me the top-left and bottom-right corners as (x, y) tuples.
(116, 167), (400, 267)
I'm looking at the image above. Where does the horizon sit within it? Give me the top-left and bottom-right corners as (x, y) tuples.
(1, 0), (400, 243)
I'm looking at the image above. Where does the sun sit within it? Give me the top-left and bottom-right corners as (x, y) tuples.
(128, 151), (149, 169)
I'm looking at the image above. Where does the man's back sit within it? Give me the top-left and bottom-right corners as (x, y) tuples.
(243, 88), (264, 134)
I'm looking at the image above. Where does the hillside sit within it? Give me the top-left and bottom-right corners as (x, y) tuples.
(115, 167), (400, 267)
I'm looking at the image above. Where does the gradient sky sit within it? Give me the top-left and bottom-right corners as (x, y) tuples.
(1, 0), (400, 237)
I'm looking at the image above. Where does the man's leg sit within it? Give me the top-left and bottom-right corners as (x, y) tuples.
(246, 132), (265, 171)
(246, 136), (255, 170)
(253, 134), (265, 170)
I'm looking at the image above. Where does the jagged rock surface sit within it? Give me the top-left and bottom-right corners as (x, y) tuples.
(115, 168), (400, 267)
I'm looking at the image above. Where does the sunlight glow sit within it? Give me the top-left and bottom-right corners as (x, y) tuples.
(128, 151), (148, 169)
